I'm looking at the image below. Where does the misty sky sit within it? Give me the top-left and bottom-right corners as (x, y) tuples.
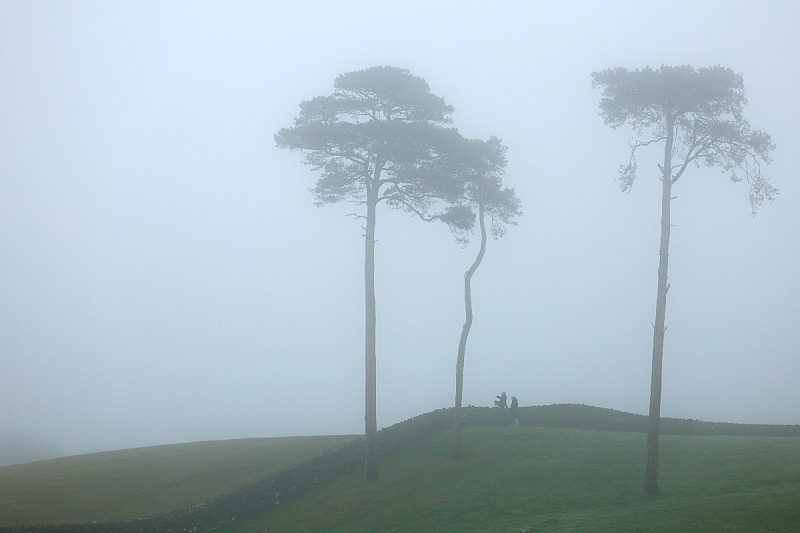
(2, 1), (799, 461)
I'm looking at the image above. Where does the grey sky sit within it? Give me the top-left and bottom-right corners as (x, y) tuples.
(1, 1), (798, 460)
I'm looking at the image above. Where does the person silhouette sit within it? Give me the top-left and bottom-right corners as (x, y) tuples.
(494, 391), (508, 408)
(510, 396), (519, 426)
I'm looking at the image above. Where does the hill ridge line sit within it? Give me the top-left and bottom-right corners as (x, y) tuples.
(3, 404), (798, 532)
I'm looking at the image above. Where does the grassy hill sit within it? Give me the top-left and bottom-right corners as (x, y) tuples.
(232, 425), (800, 532)
(2, 405), (799, 532)
(0, 435), (357, 527)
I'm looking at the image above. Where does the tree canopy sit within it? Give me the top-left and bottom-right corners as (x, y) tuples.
(592, 65), (776, 212)
(443, 136), (522, 242)
(276, 65), (469, 221)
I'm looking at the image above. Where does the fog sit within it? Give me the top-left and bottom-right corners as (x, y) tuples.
(2, 1), (798, 464)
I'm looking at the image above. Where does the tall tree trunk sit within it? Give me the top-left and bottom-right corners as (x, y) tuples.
(453, 202), (487, 460)
(364, 173), (379, 481)
(645, 115), (675, 497)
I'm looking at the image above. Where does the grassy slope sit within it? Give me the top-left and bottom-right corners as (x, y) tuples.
(232, 426), (800, 533)
(0, 435), (358, 526)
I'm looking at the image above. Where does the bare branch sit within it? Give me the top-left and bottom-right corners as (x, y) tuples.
(671, 137), (701, 184)
(619, 136), (666, 192)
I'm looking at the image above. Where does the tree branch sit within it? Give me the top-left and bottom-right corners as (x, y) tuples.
(671, 137), (701, 184)
(379, 195), (437, 221)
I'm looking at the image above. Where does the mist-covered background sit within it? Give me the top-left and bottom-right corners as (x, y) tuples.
(2, 1), (798, 465)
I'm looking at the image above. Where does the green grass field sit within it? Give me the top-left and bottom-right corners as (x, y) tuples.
(3, 415), (800, 532)
(0, 435), (357, 526)
(231, 426), (800, 533)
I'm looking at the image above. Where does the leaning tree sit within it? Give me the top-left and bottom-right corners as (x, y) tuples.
(437, 136), (522, 460)
(275, 66), (469, 481)
(592, 65), (776, 496)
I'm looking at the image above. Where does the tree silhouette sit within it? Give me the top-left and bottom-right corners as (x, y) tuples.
(276, 66), (469, 481)
(592, 65), (776, 496)
(436, 136), (521, 460)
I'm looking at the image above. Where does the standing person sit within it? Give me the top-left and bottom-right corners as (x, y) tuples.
(510, 396), (519, 426)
